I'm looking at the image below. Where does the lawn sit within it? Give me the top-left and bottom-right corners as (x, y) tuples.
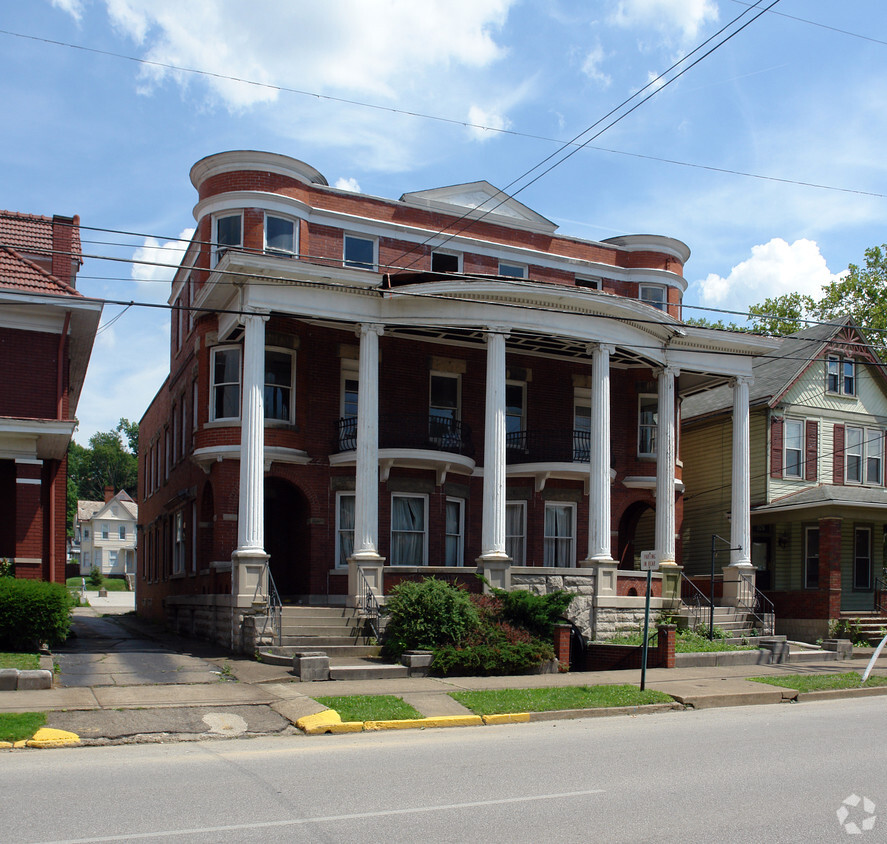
(748, 672), (887, 693)
(449, 684), (673, 715)
(66, 576), (129, 592)
(313, 695), (424, 722)
(0, 712), (46, 743)
(604, 628), (756, 653)
(0, 653), (39, 670)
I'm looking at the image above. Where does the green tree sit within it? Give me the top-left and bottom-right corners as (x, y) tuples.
(747, 292), (817, 336)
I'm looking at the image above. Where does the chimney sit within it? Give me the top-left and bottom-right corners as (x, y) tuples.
(51, 214), (79, 289)
(104, 486), (114, 503)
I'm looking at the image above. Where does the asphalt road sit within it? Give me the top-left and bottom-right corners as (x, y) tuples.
(5, 697), (886, 843)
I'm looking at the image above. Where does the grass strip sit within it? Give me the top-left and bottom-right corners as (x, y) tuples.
(604, 630), (755, 653)
(66, 577), (129, 592)
(747, 672), (887, 693)
(0, 712), (46, 743)
(449, 684), (673, 715)
(0, 652), (39, 670)
(313, 695), (423, 722)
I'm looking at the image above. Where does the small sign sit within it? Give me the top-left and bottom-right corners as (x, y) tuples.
(640, 550), (659, 571)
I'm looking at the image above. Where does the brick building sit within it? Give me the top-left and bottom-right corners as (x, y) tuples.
(0, 211), (102, 582)
(137, 150), (776, 647)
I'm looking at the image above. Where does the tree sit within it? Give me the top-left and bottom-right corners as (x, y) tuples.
(747, 292), (816, 336)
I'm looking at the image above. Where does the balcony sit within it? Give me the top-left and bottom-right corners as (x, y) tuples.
(506, 430), (591, 464)
(335, 414), (475, 457)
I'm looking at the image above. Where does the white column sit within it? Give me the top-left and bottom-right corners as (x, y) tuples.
(585, 343), (614, 562)
(351, 323), (384, 562)
(233, 311), (269, 607)
(655, 365), (679, 565)
(477, 328), (511, 590)
(729, 376), (753, 566)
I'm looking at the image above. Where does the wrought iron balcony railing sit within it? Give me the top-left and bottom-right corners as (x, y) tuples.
(335, 414), (474, 457)
(505, 429), (591, 464)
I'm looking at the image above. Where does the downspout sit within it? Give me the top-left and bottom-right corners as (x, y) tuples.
(50, 311), (72, 582)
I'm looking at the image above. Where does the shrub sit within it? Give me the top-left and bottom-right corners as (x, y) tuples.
(88, 567), (104, 589)
(381, 578), (480, 660)
(0, 578), (71, 651)
(432, 639), (555, 676)
(0, 558), (13, 578)
(494, 588), (575, 639)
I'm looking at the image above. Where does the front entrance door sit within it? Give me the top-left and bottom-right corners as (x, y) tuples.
(264, 478), (310, 598)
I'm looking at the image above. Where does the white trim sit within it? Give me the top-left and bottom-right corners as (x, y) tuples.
(15, 478), (42, 485)
(505, 500), (526, 565)
(343, 233), (378, 271)
(212, 211), (243, 268)
(210, 345), (242, 422)
(335, 491), (356, 569)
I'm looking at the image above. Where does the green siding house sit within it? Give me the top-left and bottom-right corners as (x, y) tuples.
(681, 317), (887, 641)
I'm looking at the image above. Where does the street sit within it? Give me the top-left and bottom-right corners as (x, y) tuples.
(4, 696), (885, 843)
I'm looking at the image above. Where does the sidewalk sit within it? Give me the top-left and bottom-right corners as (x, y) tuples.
(2, 610), (885, 745)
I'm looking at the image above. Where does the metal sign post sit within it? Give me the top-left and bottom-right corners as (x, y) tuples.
(639, 550), (658, 691)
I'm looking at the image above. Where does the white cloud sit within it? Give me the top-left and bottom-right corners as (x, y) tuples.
(466, 104), (511, 141)
(51, 0), (85, 22)
(334, 177), (361, 193)
(130, 228), (195, 301)
(610, 0), (718, 44)
(694, 238), (845, 311)
(581, 44), (611, 88)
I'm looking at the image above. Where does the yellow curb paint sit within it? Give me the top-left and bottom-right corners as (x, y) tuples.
(0, 741), (13, 749)
(296, 709), (343, 735)
(327, 722), (364, 734)
(26, 728), (80, 748)
(482, 713), (531, 725)
(13, 740), (27, 748)
(364, 715), (483, 731)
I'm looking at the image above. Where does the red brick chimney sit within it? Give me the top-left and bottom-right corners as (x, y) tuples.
(51, 214), (80, 289)
(104, 486), (114, 503)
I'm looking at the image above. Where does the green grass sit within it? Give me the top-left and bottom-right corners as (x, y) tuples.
(0, 652), (39, 670)
(0, 712), (46, 743)
(748, 672), (887, 693)
(313, 695), (424, 722)
(604, 628), (755, 653)
(449, 684), (673, 715)
(66, 576), (129, 591)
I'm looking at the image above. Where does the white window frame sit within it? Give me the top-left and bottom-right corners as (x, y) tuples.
(390, 493), (428, 565)
(93, 548), (101, 568)
(264, 347), (296, 423)
(639, 284), (666, 310)
(212, 213), (242, 267)
(844, 358), (856, 396)
(638, 394), (657, 457)
(826, 355), (856, 396)
(784, 418), (803, 479)
(544, 501), (576, 568)
(498, 261), (526, 279)
(101, 522), (109, 540)
(118, 524), (126, 540)
(854, 526), (872, 590)
(846, 426), (863, 484)
(210, 345), (242, 421)
(108, 550), (118, 571)
(866, 429), (883, 485)
(445, 497), (465, 566)
(343, 234), (377, 270)
(505, 501), (526, 565)
(264, 214), (297, 256)
(431, 251), (462, 273)
(335, 492), (355, 568)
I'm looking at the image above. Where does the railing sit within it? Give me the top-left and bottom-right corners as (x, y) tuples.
(256, 565), (283, 647)
(875, 577), (887, 615)
(335, 414), (474, 456)
(505, 429), (592, 464)
(738, 571), (775, 637)
(680, 572), (713, 631)
(356, 565), (382, 641)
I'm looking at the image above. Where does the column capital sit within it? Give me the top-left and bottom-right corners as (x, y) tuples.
(356, 323), (385, 339)
(586, 343), (616, 357)
(731, 375), (754, 388)
(240, 310), (270, 326)
(484, 324), (511, 339)
(655, 364), (681, 379)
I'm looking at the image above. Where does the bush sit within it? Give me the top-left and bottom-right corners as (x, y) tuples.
(433, 639), (555, 676)
(0, 578), (71, 651)
(87, 567), (104, 589)
(0, 558), (13, 578)
(381, 578), (480, 660)
(494, 587), (575, 639)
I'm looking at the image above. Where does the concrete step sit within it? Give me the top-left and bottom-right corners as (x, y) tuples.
(329, 663), (408, 681)
(279, 606), (363, 619)
(279, 624), (367, 636)
(279, 635), (375, 647)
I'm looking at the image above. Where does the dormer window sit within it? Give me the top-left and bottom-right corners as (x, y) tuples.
(213, 214), (242, 267)
(265, 215), (296, 256)
(827, 355), (856, 396)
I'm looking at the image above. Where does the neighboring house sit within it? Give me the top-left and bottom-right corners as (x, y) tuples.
(137, 150), (774, 648)
(681, 317), (887, 641)
(0, 210), (102, 583)
(75, 487), (138, 577)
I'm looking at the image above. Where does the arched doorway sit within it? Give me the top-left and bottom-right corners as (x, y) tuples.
(617, 501), (655, 570)
(264, 478), (311, 598)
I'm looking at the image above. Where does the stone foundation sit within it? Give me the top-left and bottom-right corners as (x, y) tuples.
(163, 594), (274, 654)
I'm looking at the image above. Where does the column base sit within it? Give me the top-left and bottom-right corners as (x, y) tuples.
(722, 563), (755, 608)
(475, 553), (512, 593)
(580, 558), (618, 597)
(347, 554), (386, 608)
(231, 548), (269, 609)
(659, 563), (683, 605)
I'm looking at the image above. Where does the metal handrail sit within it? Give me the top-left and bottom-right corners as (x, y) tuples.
(738, 570), (775, 637)
(680, 572), (713, 631)
(256, 565), (283, 647)
(356, 565), (382, 641)
(874, 576), (887, 615)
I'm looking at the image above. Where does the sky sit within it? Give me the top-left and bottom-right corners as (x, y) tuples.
(1, 0), (885, 444)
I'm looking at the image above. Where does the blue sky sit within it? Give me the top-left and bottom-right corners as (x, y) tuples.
(2, 0), (885, 443)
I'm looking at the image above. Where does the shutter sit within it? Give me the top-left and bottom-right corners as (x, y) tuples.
(833, 424), (845, 485)
(805, 420), (818, 482)
(770, 417), (784, 478)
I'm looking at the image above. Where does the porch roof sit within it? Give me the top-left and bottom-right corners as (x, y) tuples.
(752, 483), (887, 514)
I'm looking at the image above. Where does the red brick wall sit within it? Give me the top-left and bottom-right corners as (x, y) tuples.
(0, 328), (59, 419)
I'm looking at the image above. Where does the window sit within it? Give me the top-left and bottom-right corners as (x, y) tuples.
(344, 235), (376, 270)
(265, 349), (295, 422)
(866, 429), (883, 484)
(181, 397), (188, 456)
(172, 402), (179, 463)
(83, 527), (90, 540)
(573, 389), (591, 462)
(429, 372), (460, 447)
(506, 501), (526, 565)
(431, 251), (460, 273)
(827, 355), (856, 396)
(173, 295), (182, 351)
(544, 502), (575, 567)
(265, 215), (296, 255)
(391, 494), (427, 565)
(854, 526), (872, 590)
(93, 549), (101, 568)
(639, 285), (666, 310)
(846, 426), (883, 485)
(804, 526), (819, 589)
(211, 346), (241, 420)
(192, 380), (199, 433)
(173, 511), (185, 575)
(505, 382), (525, 449)
(101, 522), (109, 540)
(336, 493), (355, 567)
(846, 427), (863, 483)
(213, 214), (242, 266)
(108, 550), (118, 570)
(119, 524), (126, 540)
(445, 498), (464, 566)
(784, 419), (803, 478)
(339, 360), (359, 450)
(498, 261), (526, 278)
(575, 276), (601, 290)
(638, 395), (657, 457)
